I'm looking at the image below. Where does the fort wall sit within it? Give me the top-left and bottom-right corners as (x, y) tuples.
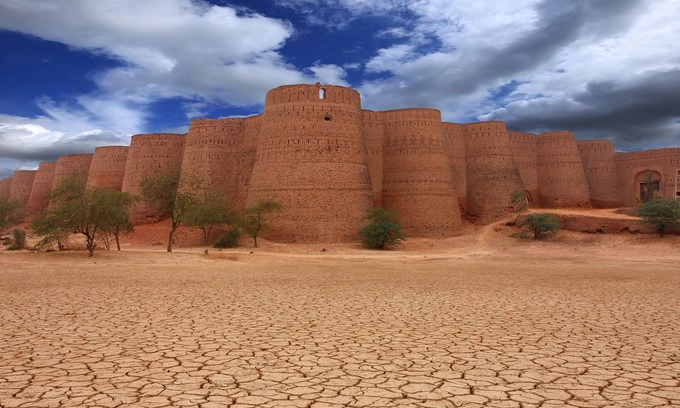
(0, 178), (12, 199)
(121, 133), (186, 222)
(536, 131), (591, 207)
(381, 108), (462, 234)
(443, 122), (468, 211)
(614, 148), (680, 206)
(9, 170), (36, 213)
(86, 146), (129, 190)
(247, 84), (374, 242)
(577, 140), (622, 207)
(463, 121), (523, 222)
(26, 162), (56, 216)
(508, 131), (539, 204)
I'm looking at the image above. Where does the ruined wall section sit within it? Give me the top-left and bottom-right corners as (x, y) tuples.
(9, 170), (36, 215)
(26, 162), (56, 216)
(86, 146), (129, 190)
(52, 154), (93, 190)
(121, 133), (185, 222)
(247, 84), (374, 242)
(536, 131), (590, 207)
(181, 118), (244, 202)
(382, 109), (462, 235)
(577, 140), (622, 207)
(0, 178), (12, 199)
(615, 148), (680, 206)
(508, 131), (539, 204)
(362, 110), (384, 207)
(443, 122), (468, 211)
(232, 114), (262, 210)
(463, 122), (523, 222)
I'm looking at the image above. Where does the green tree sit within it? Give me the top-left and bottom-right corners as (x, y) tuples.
(523, 213), (561, 240)
(0, 197), (22, 235)
(96, 189), (136, 251)
(139, 168), (200, 252)
(31, 176), (132, 257)
(185, 188), (235, 245)
(240, 198), (283, 248)
(358, 208), (405, 249)
(636, 198), (680, 237)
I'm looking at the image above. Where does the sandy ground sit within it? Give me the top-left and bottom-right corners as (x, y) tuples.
(1, 211), (680, 407)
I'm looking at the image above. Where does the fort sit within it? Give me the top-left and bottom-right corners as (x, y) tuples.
(2, 83), (680, 242)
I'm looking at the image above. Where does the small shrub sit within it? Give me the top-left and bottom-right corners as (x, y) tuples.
(8, 229), (27, 250)
(359, 208), (405, 249)
(214, 228), (240, 248)
(523, 213), (561, 240)
(635, 198), (680, 237)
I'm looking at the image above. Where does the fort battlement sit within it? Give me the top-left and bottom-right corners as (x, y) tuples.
(9, 84), (680, 242)
(26, 162), (56, 216)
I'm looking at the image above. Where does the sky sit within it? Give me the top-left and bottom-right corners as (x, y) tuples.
(1, 0), (679, 178)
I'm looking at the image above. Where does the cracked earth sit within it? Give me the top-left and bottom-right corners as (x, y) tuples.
(1, 230), (680, 407)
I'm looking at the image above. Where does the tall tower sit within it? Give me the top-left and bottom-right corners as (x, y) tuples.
(26, 162), (56, 216)
(87, 146), (129, 190)
(381, 109), (462, 235)
(247, 84), (374, 242)
(536, 131), (590, 207)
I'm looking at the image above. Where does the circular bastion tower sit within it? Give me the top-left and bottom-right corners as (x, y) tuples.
(26, 162), (56, 216)
(536, 131), (591, 207)
(381, 109), (462, 235)
(0, 178), (11, 199)
(9, 170), (36, 214)
(246, 84), (374, 242)
(86, 146), (129, 190)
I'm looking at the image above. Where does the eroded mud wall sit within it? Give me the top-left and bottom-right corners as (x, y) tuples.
(26, 162), (56, 215)
(536, 131), (590, 207)
(86, 146), (129, 190)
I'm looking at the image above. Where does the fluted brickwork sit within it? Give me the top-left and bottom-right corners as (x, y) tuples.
(615, 148), (680, 206)
(464, 122), (524, 222)
(443, 123), (467, 211)
(577, 140), (622, 208)
(6, 83), (680, 241)
(508, 131), (539, 204)
(9, 170), (36, 212)
(382, 109), (462, 234)
(26, 162), (56, 215)
(122, 133), (186, 222)
(536, 132), (591, 207)
(0, 178), (11, 199)
(247, 84), (373, 242)
(87, 146), (129, 190)
(52, 154), (93, 190)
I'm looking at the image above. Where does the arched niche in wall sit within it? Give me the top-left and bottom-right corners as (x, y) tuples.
(634, 169), (662, 203)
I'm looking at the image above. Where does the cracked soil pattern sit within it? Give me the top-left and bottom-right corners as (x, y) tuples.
(1, 229), (680, 407)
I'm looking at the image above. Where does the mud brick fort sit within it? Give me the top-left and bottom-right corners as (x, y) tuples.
(2, 84), (680, 242)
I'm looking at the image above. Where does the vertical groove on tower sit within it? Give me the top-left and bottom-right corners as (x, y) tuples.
(362, 110), (384, 207)
(247, 84), (374, 242)
(443, 123), (468, 212)
(508, 131), (539, 205)
(233, 114), (262, 210)
(382, 109), (462, 235)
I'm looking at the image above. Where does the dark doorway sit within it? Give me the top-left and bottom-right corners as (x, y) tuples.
(635, 170), (661, 203)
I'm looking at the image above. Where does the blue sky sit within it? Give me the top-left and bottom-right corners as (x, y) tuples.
(1, 0), (679, 178)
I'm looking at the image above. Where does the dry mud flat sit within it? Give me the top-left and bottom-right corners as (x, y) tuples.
(1, 227), (680, 407)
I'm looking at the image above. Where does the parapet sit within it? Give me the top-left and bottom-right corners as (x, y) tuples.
(87, 146), (129, 190)
(264, 83), (361, 111)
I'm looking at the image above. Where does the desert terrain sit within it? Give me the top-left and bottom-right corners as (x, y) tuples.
(1, 210), (679, 407)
